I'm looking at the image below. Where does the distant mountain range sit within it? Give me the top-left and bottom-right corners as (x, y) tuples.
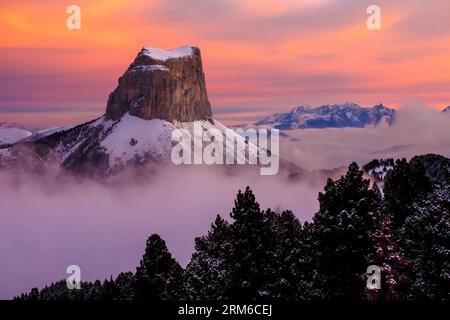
(253, 102), (396, 130)
(443, 106), (450, 113)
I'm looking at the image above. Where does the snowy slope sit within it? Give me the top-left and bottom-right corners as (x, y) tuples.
(0, 128), (32, 145)
(99, 113), (259, 169)
(31, 125), (76, 140)
(0, 113), (262, 175)
(100, 114), (173, 166)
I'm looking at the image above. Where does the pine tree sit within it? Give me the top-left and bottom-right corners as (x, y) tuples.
(115, 272), (135, 300)
(367, 216), (412, 300)
(226, 186), (276, 299)
(410, 154), (450, 184)
(400, 194), (450, 300)
(87, 280), (104, 300)
(184, 215), (232, 299)
(372, 182), (382, 201)
(101, 277), (117, 300)
(267, 210), (316, 300)
(134, 234), (183, 300)
(28, 288), (39, 300)
(384, 158), (432, 230)
(185, 188), (318, 300)
(312, 162), (381, 299)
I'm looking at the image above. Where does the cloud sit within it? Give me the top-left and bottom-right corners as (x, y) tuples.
(374, 45), (444, 64)
(0, 105), (449, 299)
(148, 0), (364, 43)
(0, 166), (322, 299)
(388, 1), (450, 40)
(299, 53), (339, 62)
(278, 106), (450, 170)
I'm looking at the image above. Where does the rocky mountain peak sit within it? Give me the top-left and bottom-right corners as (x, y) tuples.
(105, 45), (212, 122)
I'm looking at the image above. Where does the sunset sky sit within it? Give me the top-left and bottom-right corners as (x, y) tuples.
(0, 0), (449, 127)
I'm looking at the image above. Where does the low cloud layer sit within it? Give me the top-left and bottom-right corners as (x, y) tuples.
(279, 106), (450, 170)
(0, 106), (448, 298)
(0, 167), (321, 299)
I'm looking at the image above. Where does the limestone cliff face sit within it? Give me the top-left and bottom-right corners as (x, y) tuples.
(105, 46), (212, 122)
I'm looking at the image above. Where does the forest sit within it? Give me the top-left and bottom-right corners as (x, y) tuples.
(18, 154), (449, 300)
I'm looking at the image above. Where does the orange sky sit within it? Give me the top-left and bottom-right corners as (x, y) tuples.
(0, 0), (449, 127)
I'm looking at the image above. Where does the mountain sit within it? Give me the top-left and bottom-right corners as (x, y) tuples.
(0, 122), (32, 146)
(254, 102), (395, 130)
(443, 106), (450, 113)
(0, 46), (261, 177)
(105, 46), (212, 122)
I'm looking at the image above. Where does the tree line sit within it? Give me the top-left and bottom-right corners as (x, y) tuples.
(18, 154), (449, 300)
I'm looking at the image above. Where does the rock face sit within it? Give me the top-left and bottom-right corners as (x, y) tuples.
(105, 46), (212, 122)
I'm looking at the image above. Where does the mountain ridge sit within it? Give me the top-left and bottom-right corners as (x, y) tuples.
(253, 102), (396, 130)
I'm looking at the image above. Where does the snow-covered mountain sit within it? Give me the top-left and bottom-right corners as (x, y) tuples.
(443, 106), (450, 113)
(0, 122), (32, 146)
(0, 46), (266, 177)
(254, 102), (395, 130)
(0, 113), (259, 177)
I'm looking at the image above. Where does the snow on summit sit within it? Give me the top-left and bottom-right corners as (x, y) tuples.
(139, 45), (195, 61)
